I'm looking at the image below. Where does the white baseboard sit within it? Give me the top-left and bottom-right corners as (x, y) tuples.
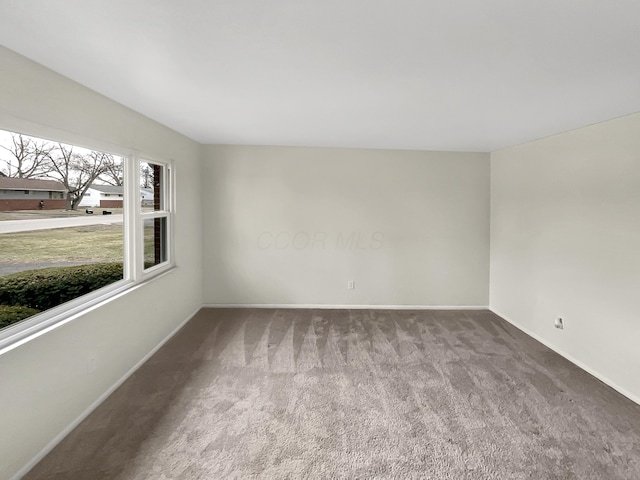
(490, 308), (640, 407)
(12, 306), (201, 480)
(203, 303), (489, 310)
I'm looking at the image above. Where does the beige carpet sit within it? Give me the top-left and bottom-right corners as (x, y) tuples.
(25, 308), (640, 479)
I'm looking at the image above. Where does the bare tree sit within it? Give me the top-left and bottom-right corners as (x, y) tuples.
(141, 164), (152, 188)
(0, 133), (54, 178)
(48, 144), (110, 210)
(97, 155), (124, 186)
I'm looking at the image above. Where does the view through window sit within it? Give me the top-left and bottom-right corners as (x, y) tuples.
(141, 161), (169, 269)
(0, 129), (125, 330)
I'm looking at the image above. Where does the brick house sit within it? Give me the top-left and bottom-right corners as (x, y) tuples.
(0, 177), (67, 211)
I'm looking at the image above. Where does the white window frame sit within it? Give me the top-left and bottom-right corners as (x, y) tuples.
(0, 131), (176, 355)
(127, 156), (175, 282)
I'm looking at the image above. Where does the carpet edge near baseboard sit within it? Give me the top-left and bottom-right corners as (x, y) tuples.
(490, 307), (640, 407)
(202, 303), (490, 310)
(11, 306), (201, 480)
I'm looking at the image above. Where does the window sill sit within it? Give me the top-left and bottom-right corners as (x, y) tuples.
(0, 266), (176, 356)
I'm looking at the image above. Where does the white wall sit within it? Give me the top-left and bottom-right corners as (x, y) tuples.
(491, 112), (640, 403)
(203, 145), (489, 306)
(0, 46), (203, 479)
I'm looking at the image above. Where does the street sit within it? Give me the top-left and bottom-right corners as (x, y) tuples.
(0, 214), (124, 234)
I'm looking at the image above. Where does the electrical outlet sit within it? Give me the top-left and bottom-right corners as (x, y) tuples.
(347, 280), (355, 290)
(555, 317), (564, 330)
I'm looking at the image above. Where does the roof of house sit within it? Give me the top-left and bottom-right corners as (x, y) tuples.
(89, 184), (123, 194)
(0, 177), (67, 191)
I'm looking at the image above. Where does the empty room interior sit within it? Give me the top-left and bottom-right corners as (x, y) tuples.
(1, 1), (639, 479)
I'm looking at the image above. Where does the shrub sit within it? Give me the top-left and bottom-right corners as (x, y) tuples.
(0, 305), (41, 329)
(0, 262), (123, 311)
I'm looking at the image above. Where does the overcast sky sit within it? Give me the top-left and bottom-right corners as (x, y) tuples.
(0, 128), (122, 177)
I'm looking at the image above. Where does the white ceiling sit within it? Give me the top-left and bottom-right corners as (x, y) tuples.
(1, 0), (639, 152)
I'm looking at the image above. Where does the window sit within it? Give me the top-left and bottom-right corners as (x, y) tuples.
(0, 128), (175, 350)
(139, 160), (173, 272)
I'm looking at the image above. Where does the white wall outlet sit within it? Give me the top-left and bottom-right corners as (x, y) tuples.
(555, 317), (564, 330)
(347, 280), (355, 290)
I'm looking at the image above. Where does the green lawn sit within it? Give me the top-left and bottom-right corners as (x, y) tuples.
(0, 223), (160, 265)
(0, 224), (124, 263)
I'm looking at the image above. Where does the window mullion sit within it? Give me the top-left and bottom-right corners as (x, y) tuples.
(126, 155), (142, 282)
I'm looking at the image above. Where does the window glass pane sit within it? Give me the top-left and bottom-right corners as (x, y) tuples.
(144, 216), (167, 268)
(0, 128), (125, 330)
(140, 161), (164, 211)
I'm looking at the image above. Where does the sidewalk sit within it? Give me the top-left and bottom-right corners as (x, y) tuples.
(0, 214), (123, 234)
